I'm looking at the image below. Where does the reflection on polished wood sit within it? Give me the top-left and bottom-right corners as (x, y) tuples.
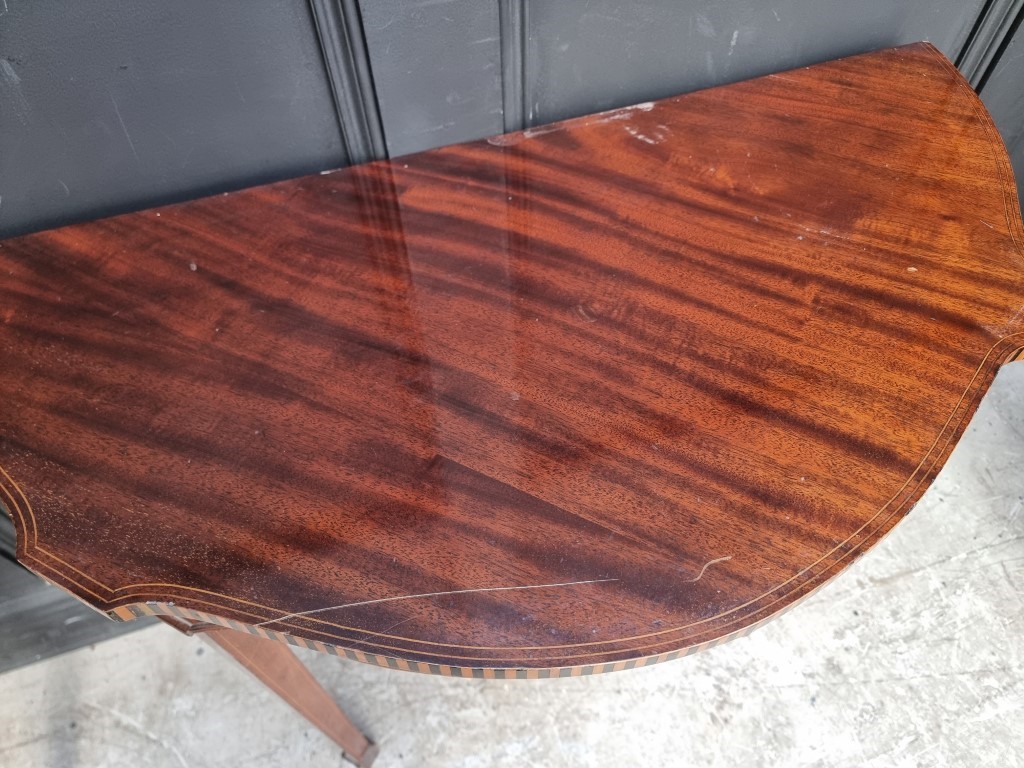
(1, 43), (1022, 675)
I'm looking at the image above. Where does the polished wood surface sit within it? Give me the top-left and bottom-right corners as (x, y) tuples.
(1, 43), (1022, 674)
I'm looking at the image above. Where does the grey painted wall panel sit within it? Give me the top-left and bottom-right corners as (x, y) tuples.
(980, 22), (1024, 210)
(0, 1), (344, 237)
(358, 0), (504, 157)
(525, 0), (988, 126)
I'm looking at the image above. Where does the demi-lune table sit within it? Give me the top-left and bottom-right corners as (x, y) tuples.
(2, 43), (1022, 765)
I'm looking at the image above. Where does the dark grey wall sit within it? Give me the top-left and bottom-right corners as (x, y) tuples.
(3, 0), (1022, 236)
(980, 17), (1024, 205)
(356, 0), (988, 158)
(360, 0), (504, 157)
(522, 0), (985, 125)
(0, 0), (344, 237)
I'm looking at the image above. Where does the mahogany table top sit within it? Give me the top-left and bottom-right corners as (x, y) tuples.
(2, 42), (1022, 675)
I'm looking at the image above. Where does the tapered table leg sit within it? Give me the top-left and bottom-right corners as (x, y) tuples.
(202, 627), (379, 767)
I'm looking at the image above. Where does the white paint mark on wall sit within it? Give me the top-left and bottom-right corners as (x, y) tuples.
(0, 59), (31, 124)
(109, 93), (140, 162)
(419, 121), (457, 135)
(696, 13), (716, 38)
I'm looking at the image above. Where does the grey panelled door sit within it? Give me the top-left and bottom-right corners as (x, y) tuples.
(358, 0), (989, 157)
(979, 16), (1024, 205)
(3, 0), (1020, 235)
(0, 1), (344, 238)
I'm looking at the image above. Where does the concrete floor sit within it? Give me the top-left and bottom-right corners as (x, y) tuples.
(2, 363), (1023, 768)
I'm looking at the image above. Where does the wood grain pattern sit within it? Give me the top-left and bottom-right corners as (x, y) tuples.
(1, 43), (1022, 674)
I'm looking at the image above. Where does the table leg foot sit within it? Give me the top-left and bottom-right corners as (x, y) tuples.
(203, 627), (378, 766)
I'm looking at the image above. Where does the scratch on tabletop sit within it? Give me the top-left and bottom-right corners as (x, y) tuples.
(488, 102), (654, 145)
(255, 578), (619, 627)
(347, 616), (417, 653)
(686, 556), (732, 583)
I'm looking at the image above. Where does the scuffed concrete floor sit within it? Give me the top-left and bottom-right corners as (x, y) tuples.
(2, 364), (1022, 768)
